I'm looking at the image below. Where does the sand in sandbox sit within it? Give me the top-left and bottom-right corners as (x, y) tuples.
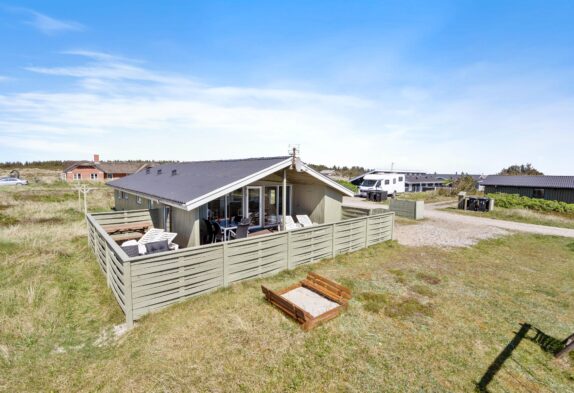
(281, 287), (339, 317)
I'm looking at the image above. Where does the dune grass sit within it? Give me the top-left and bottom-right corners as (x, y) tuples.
(1, 181), (574, 392)
(397, 191), (457, 204)
(444, 206), (574, 230)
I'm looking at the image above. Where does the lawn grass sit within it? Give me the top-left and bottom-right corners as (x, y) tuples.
(444, 206), (574, 230)
(1, 180), (574, 392)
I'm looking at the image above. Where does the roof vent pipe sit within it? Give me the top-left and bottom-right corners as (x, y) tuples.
(171, 169), (177, 176)
(157, 169), (162, 175)
(145, 167), (150, 174)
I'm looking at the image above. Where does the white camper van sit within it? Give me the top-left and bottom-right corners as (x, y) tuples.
(358, 173), (405, 197)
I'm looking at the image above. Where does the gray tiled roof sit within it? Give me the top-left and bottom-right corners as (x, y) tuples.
(63, 161), (150, 174)
(107, 156), (291, 204)
(483, 175), (574, 189)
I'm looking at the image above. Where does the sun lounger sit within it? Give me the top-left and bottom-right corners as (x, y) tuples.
(284, 216), (302, 230)
(296, 215), (316, 227)
(137, 228), (179, 251)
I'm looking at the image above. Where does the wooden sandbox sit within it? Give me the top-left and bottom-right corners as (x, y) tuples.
(261, 272), (352, 331)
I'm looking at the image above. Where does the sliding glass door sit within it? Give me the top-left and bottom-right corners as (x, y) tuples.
(246, 187), (263, 227)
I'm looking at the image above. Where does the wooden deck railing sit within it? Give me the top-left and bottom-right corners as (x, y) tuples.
(87, 209), (395, 326)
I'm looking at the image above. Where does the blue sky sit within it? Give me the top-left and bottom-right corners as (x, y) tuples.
(0, 1), (573, 174)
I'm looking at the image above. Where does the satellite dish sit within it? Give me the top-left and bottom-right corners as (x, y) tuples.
(9, 169), (19, 179)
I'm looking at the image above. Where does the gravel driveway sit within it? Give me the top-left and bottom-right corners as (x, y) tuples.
(343, 197), (574, 248)
(397, 202), (574, 247)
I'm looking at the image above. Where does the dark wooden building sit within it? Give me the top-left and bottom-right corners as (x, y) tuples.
(483, 175), (574, 204)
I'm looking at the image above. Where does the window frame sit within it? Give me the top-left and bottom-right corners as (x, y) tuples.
(532, 188), (545, 199)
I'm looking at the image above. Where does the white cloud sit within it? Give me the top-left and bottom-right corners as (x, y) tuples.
(10, 7), (84, 34)
(1, 52), (573, 174)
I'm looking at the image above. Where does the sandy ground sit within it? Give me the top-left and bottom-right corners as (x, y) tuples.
(342, 197), (574, 248)
(281, 287), (339, 317)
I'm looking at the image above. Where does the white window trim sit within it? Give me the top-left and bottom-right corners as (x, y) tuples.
(136, 196), (142, 205)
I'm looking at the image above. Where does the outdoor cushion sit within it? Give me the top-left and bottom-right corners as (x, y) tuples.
(145, 240), (170, 254)
(121, 245), (140, 258)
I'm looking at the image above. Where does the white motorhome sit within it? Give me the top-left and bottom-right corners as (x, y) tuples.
(358, 173), (405, 197)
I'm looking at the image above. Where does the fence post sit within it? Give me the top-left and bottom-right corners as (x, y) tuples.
(105, 242), (112, 288)
(331, 223), (336, 259)
(124, 260), (134, 328)
(287, 231), (293, 269)
(223, 243), (229, 286)
(364, 216), (369, 248)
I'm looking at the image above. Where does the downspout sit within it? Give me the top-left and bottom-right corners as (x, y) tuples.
(282, 168), (287, 231)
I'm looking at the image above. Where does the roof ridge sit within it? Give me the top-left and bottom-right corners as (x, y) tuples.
(175, 156), (292, 165)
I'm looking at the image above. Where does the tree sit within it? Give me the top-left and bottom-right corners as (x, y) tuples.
(452, 175), (476, 193)
(498, 164), (543, 176)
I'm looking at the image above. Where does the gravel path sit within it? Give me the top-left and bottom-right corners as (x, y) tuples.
(397, 202), (574, 247)
(342, 197), (574, 248)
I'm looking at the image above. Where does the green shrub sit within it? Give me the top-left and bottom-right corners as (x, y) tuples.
(487, 193), (574, 214)
(336, 180), (358, 193)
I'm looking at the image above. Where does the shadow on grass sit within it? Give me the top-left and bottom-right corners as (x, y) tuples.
(476, 323), (531, 392)
(476, 323), (571, 392)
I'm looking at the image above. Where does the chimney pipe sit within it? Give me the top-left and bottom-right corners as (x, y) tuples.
(93, 154), (100, 163)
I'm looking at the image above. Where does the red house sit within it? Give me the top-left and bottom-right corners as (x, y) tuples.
(62, 154), (150, 182)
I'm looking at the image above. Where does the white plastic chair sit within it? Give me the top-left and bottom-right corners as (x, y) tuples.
(284, 216), (301, 231)
(296, 215), (317, 227)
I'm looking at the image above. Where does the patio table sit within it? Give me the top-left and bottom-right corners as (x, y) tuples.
(215, 219), (238, 242)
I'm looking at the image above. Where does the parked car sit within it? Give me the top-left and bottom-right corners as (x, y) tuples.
(0, 177), (28, 186)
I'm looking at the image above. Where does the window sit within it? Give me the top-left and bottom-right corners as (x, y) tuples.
(228, 189), (243, 221)
(399, 176), (404, 182)
(361, 180), (377, 187)
(384, 180), (390, 185)
(266, 185), (292, 226)
(277, 185), (292, 218)
(106, 173), (114, 179)
(74, 173), (81, 180)
(136, 196), (142, 205)
(120, 191), (128, 200)
(90, 173), (98, 180)
(374, 180), (381, 187)
(148, 200), (153, 209)
(393, 178), (396, 184)
(207, 195), (226, 221)
(533, 189), (545, 199)
(206, 189), (245, 223)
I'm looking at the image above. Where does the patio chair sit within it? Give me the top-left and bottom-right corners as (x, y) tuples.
(296, 215), (317, 228)
(211, 221), (224, 243)
(202, 219), (214, 244)
(283, 215), (302, 231)
(234, 223), (250, 239)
